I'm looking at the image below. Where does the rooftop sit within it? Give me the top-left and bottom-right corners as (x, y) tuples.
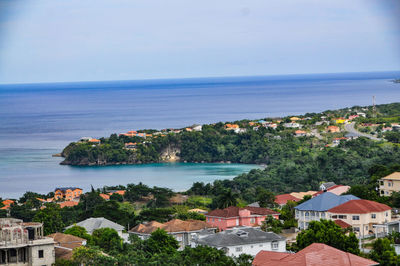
(252, 243), (377, 266)
(48, 232), (85, 249)
(66, 217), (124, 234)
(195, 227), (285, 247)
(55, 187), (82, 192)
(381, 172), (400, 181)
(295, 192), (359, 212)
(206, 206), (279, 218)
(130, 219), (214, 234)
(328, 199), (391, 214)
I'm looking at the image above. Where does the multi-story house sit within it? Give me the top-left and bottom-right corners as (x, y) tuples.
(0, 218), (55, 265)
(205, 206), (280, 231)
(295, 192), (359, 230)
(379, 172), (400, 196)
(54, 187), (83, 201)
(194, 227), (286, 257)
(129, 219), (215, 250)
(327, 199), (391, 237)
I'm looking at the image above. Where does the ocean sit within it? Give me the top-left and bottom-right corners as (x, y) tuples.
(0, 71), (399, 198)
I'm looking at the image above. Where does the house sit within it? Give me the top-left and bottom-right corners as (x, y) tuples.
(382, 127), (393, 132)
(327, 199), (392, 237)
(48, 232), (86, 261)
(188, 208), (208, 214)
(252, 243), (377, 266)
(88, 138), (100, 144)
(379, 172), (400, 196)
(295, 192), (359, 230)
(225, 124), (240, 130)
(205, 206), (280, 230)
(283, 122), (300, 128)
(290, 117), (300, 121)
(193, 125), (202, 131)
(0, 218), (55, 265)
(1, 199), (14, 210)
(348, 115), (360, 120)
(335, 119), (347, 124)
(327, 125), (340, 133)
(124, 142), (137, 149)
(54, 187), (83, 201)
(57, 201), (79, 208)
(234, 128), (247, 134)
(274, 194), (301, 207)
(319, 182), (336, 191)
(99, 193), (110, 200)
(313, 185), (350, 196)
(289, 191), (317, 200)
(66, 217), (125, 238)
(108, 190), (126, 196)
(294, 130), (306, 137)
(129, 219), (215, 250)
(194, 227), (286, 257)
(332, 137), (347, 145)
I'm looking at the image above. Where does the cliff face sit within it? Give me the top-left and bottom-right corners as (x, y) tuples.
(160, 144), (181, 162)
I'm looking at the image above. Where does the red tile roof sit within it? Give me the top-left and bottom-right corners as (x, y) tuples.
(58, 201), (79, 208)
(328, 199), (391, 214)
(99, 193), (110, 200)
(252, 243), (377, 266)
(206, 206), (279, 218)
(275, 194), (300, 205)
(314, 185), (348, 196)
(334, 219), (351, 229)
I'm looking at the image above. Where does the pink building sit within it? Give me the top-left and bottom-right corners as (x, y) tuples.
(205, 206), (280, 230)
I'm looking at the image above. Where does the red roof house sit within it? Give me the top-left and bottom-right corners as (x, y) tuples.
(275, 194), (300, 206)
(252, 243), (377, 266)
(205, 206), (279, 230)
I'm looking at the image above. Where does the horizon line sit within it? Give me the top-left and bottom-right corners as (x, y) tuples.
(1, 70), (399, 86)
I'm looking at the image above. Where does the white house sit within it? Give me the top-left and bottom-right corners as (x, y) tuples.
(193, 227), (286, 257)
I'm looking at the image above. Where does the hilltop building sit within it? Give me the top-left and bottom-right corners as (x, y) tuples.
(0, 218), (55, 265)
(379, 172), (400, 196)
(54, 187), (82, 201)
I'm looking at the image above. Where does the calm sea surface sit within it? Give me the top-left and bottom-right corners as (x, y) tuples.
(0, 72), (399, 198)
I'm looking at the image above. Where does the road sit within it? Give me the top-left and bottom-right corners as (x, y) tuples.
(344, 122), (382, 141)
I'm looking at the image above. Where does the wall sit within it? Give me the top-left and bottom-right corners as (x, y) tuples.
(379, 179), (400, 196)
(29, 241), (55, 266)
(226, 240), (286, 257)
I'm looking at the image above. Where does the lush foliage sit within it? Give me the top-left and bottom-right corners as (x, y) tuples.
(292, 220), (360, 255)
(369, 238), (400, 266)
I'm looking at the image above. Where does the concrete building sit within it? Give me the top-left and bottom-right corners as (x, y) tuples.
(205, 206), (280, 231)
(0, 218), (55, 265)
(129, 219), (216, 250)
(327, 199), (391, 237)
(379, 172), (400, 196)
(194, 227), (286, 257)
(295, 192), (359, 230)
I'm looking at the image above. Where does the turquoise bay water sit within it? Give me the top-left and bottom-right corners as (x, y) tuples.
(1, 72), (400, 198)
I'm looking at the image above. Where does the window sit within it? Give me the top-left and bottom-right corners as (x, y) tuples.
(380, 181), (384, 185)
(352, 216), (360, 221)
(212, 218), (214, 222)
(354, 227), (360, 232)
(208, 218), (210, 222)
(371, 214), (376, 219)
(305, 212), (309, 217)
(235, 247), (242, 252)
(338, 215), (347, 219)
(381, 190), (384, 195)
(389, 182), (392, 187)
(38, 250), (44, 258)
(271, 241), (279, 250)
(259, 244), (263, 247)
(321, 212), (325, 218)
(218, 218), (221, 222)
(332, 215), (338, 219)
(250, 218), (255, 224)
(386, 212), (389, 217)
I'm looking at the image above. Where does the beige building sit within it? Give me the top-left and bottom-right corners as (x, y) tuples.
(0, 218), (55, 265)
(327, 199), (391, 237)
(379, 172), (400, 196)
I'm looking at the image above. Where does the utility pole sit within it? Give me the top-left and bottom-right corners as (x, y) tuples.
(372, 96), (376, 118)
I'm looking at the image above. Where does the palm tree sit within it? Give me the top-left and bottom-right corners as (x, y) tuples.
(217, 189), (238, 209)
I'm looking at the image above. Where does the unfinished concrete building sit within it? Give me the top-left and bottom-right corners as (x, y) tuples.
(0, 218), (55, 265)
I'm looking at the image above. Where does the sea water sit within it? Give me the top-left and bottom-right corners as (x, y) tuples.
(0, 71), (399, 198)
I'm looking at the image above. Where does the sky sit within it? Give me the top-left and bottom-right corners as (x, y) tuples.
(0, 0), (399, 84)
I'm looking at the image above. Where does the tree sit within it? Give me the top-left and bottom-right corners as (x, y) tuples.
(295, 220), (359, 254)
(72, 246), (117, 265)
(110, 193), (123, 202)
(64, 226), (92, 241)
(213, 189), (238, 209)
(177, 245), (236, 265)
(10, 203), (35, 221)
(256, 187), (275, 208)
(144, 228), (179, 255)
(369, 238), (400, 266)
(33, 203), (64, 235)
(91, 228), (123, 253)
(92, 200), (133, 228)
(261, 215), (283, 234)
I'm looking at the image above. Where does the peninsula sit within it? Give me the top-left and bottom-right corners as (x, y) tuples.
(60, 103), (400, 166)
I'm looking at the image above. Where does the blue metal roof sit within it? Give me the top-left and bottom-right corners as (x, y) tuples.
(294, 192), (359, 212)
